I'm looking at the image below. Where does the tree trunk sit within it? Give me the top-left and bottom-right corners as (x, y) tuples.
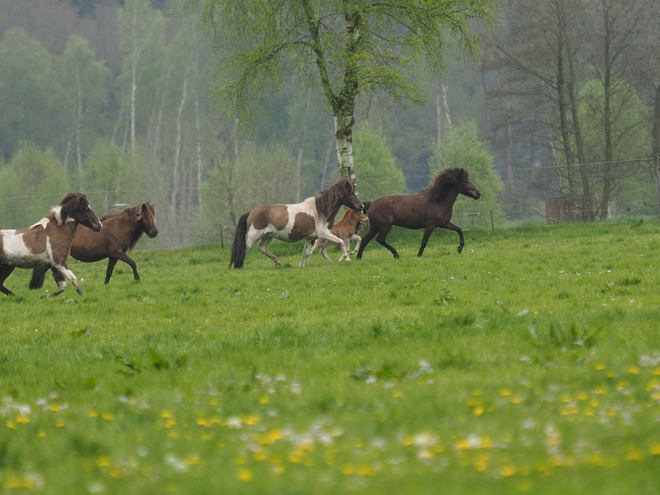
(653, 83), (660, 157)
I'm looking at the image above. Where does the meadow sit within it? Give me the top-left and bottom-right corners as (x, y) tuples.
(1, 221), (660, 494)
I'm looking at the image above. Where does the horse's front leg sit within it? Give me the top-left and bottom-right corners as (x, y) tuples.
(299, 239), (316, 267)
(443, 222), (465, 253)
(318, 232), (350, 261)
(53, 263), (83, 295)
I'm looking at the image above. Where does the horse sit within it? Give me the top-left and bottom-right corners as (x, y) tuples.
(308, 207), (369, 261)
(29, 202), (158, 289)
(356, 168), (481, 259)
(0, 192), (102, 296)
(230, 179), (363, 269)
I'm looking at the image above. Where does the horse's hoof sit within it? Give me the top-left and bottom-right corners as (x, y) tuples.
(457, 245), (464, 253)
(393, 253), (400, 259)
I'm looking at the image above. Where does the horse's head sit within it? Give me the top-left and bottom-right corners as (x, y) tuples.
(60, 193), (102, 232)
(140, 203), (159, 238)
(338, 180), (364, 213)
(457, 169), (481, 200)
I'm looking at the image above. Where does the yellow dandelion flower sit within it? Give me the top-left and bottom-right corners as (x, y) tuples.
(576, 392), (588, 401)
(16, 415), (29, 424)
(109, 467), (123, 478)
(357, 464), (376, 476)
(595, 363), (606, 371)
(629, 366), (639, 375)
(161, 410), (173, 419)
(101, 412), (114, 421)
(56, 420), (65, 428)
(3, 476), (20, 489)
(392, 390), (404, 398)
(341, 464), (355, 475)
(626, 447), (644, 461)
(167, 430), (179, 439)
(96, 456), (112, 468)
(38, 429), (46, 438)
(196, 417), (209, 427)
(649, 443), (660, 455)
(185, 454), (202, 466)
(474, 454), (490, 472)
(560, 395), (571, 403)
(501, 465), (516, 477)
(654, 367), (660, 376)
(259, 395), (269, 404)
(209, 398), (218, 407)
(49, 404), (60, 412)
(588, 453), (604, 465)
(473, 405), (485, 416)
(271, 464), (285, 475)
(243, 414), (259, 426)
(500, 388), (513, 396)
(254, 450), (267, 462)
(6, 421), (16, 430)
(511, 395), (523, 405)
(237, 469), (253, 482)
(595, 386), (606, 395)
(89, 410), (99, 418)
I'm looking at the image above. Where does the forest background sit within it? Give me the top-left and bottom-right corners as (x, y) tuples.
(1, 0), (659, 250)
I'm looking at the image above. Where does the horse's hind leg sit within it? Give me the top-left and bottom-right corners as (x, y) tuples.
(0, 265), (16, 296)
(257, 238), (281, 267)
(350, 234), (362, 254)
(105, 258), (119, 284)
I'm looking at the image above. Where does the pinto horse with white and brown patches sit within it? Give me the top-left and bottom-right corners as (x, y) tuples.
(357, 168), (481, 260)
(29, 202), (157, 289)
(0, 193), (102, 296)
(230, 179), (363, 268)
(309, 207), (369, 262)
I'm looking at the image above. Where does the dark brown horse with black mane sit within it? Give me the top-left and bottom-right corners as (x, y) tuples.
(29, 202), (158, 289)
(357, 168), (481, 259)
(230, 179), (363, 268)
(0, 193), (102, 296)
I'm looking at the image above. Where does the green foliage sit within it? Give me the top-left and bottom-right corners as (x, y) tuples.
(0, 143), (70, 228)
(192, 142), (301, 243)
(0, 28), (65, 161)
(429, 121), (505, 228)
(352, 125), (405, 200)
(82, 140), (148, 213)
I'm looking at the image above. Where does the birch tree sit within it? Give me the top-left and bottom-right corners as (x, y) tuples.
(185, 0), (498, 190)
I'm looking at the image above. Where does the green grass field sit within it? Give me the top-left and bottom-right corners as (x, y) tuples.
(1, 221), (660, 494)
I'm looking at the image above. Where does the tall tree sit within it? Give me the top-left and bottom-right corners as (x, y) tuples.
(60, 35), (111, 187)
(185, 0), (499, 191)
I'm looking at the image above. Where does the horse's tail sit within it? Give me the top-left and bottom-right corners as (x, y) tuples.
(362, 201), (371, 215)
(28, 268), (47, 290)
(229, 211), (250, 269)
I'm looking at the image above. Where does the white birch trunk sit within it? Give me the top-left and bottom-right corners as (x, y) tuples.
(171, 74), (188, 216)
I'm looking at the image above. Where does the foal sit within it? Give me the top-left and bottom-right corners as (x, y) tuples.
(0, 193), (102, 296)
(309, 208), (369, 261)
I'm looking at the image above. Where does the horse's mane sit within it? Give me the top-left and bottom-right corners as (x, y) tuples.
(422, 168), (466, 203)
(315, 179), (355, 218)
(51, 192), (87, 224)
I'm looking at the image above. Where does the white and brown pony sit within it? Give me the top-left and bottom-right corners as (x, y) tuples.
(230, 179), (363, 268)
(309, 208), (369, 261)
(29, 202), (157, 288)
(0, 193), (102, 296)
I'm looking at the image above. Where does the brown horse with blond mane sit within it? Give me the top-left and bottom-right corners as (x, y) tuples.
(29, 202), (157, 288)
